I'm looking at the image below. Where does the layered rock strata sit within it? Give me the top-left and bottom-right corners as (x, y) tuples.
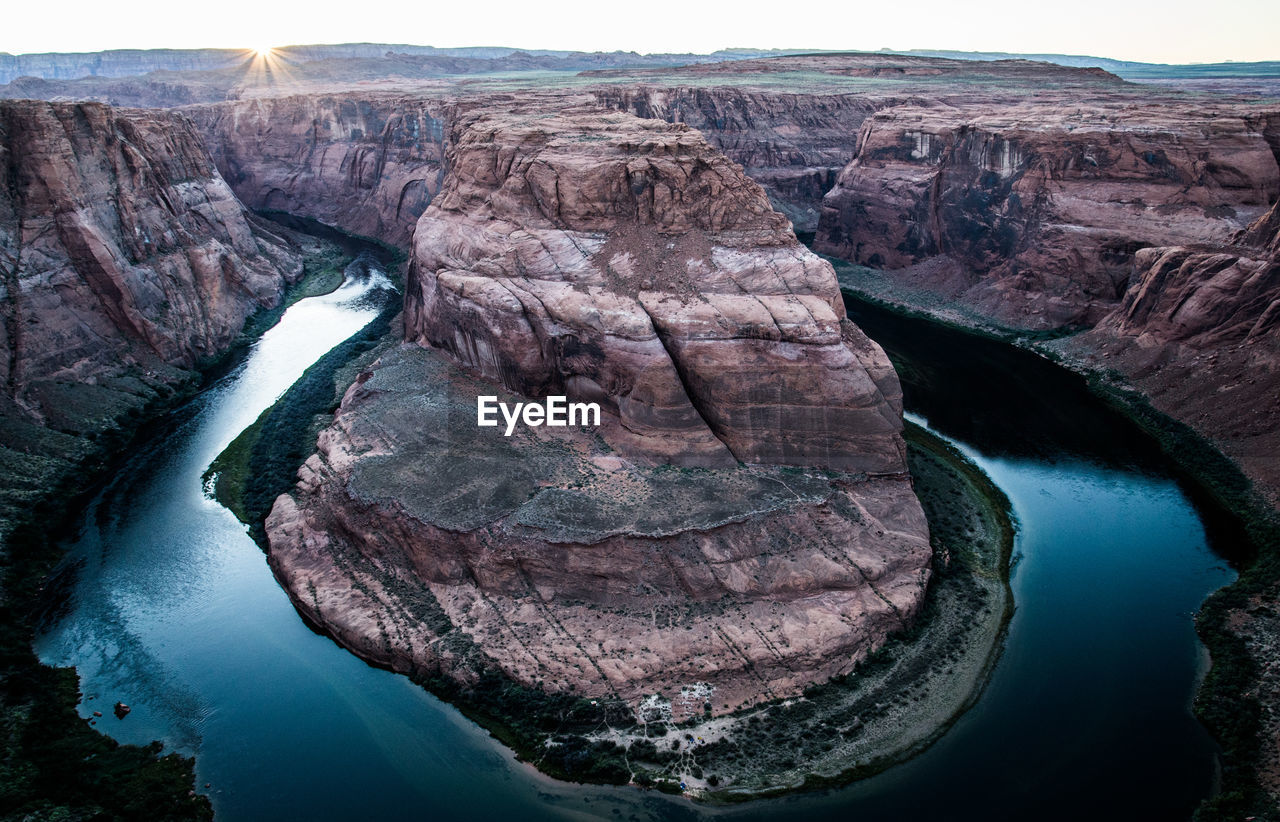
(267, 107), (930, 715)
(266, 345), (930, 717)
(593, 87), (882, 232)
(180, 57), (1280, 343)
(816, 103), (1280, 329)
(1064, 201), (1280, 811)
(588, 56), (1129, 236)
(190, 94), (450, 247)
(405, 107), (907, 472)
(1067, 200), (1280, 503)
(0, 100), (301, 532)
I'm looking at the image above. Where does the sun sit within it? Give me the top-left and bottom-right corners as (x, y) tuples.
(252, 45), (275, 58)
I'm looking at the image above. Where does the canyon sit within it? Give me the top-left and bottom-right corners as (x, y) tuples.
(190, 95), (449, 247)
(0, 99), (302, 536)
(173, 56), (1280, 505)
(1067, 200), (1280, 504)
(815, 102), (1278, 329)
(1, 45), (1279, 815)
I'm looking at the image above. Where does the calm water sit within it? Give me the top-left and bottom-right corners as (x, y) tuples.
(34, 268), (1237, 820)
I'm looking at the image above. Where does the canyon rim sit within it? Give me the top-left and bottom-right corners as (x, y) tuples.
(0, 30), (1277, 822)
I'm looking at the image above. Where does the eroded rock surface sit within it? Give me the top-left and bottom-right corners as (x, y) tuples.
(191, 94), (449, 247)
(593, 86), (882, 232)
(1066, 200), (1280, 504)
(267, 345), (930, 717)
(0, 101), (301, 531)
(0, 101), (301, 385)
(405, 107), (907, 472)
(267, 106), (929, 716)
(816, 103), (1280, 329)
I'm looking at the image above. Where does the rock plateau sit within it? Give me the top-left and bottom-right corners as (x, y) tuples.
(265, 106), (931, 717)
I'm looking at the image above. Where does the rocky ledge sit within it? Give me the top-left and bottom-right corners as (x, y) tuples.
(267, 345), (929, 717)
(815, 102), (1279, 330)
(190, 94), (449, 248)
(266, 107), (931, 718)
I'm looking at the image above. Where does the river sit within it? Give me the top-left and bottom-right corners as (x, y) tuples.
(34, 250), (1237, 820)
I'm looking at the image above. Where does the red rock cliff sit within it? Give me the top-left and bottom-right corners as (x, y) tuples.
(404, 106), (907, 472)
(0, 100), (300, 399)
(815, 103), (1280, 329)
(266, 105), (930, 718)
(190, 94), (449, 247)
(592, 86), (883, 232)
(1068, 199), (1280, 502)
(265, 344), (930, 718)
(0, 100), (301, 531)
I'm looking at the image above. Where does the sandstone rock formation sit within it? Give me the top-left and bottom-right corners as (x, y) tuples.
(1067, 199), (1280, 503)
(266, 345), (930, 718)
(0, 48), (253, 85)
(816, 103), (1280, 329)
(1063, 198), (1280, 814)
(593, 86), (881, 232)
(190, 94), (450, 247)
(190, 84), (877, 253)
(4, 46), (1279, 804)
(267, 106), (929, 717)
(588, 55), (1139, 237)
(1, 101), (302, 382)
(405, 107), (908, 472)
(177, 57), (1280, 344)
(0, 100), (301, 532)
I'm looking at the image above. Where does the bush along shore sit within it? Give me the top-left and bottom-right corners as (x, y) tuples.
(213, 324), (1017, 801)
(830, 257), (1280, 822)
(204, 281), (403, 544)
(0, 223), (356, 821)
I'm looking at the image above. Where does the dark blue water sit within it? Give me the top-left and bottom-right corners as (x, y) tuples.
(33, 275), (1237, 820)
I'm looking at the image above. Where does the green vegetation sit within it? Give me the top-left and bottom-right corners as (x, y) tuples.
(0, 366), (213, 820)
(207, 321), (657, 788)
(422, 671), (637, 785)
(444, 423), (1011, 798)
(679, 423), (1014, 801)
(209, 315), (1015, 798)
(0, 367), (196, 544)
(254, 210), (408, 275)
(906, 421), (1016, 584)
(828, 256), (1084, 346)
(205, 298), (399, 543)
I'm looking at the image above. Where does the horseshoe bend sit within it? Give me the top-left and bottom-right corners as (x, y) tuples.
(264, 106), (935, 721)
(1, 35), (1278, 821)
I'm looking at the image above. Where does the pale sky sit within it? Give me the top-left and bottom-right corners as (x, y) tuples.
(3, 0), (1277, 64)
